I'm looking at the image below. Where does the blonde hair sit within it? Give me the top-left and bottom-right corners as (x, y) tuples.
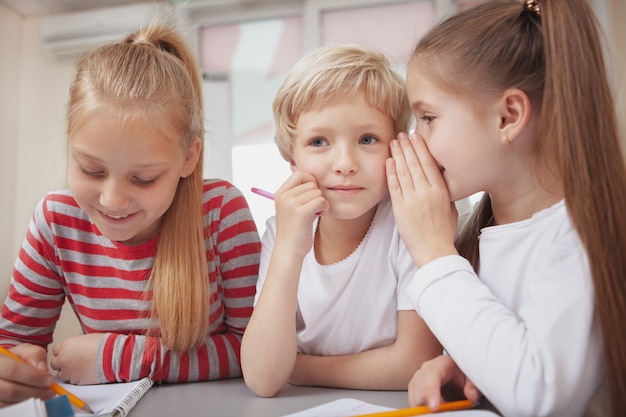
(273, 44), (411, 161)
(67, 25), (208, 352)
(413, 1), (626, 415)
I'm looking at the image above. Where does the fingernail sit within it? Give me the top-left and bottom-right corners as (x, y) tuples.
(428, 399), (438, 411)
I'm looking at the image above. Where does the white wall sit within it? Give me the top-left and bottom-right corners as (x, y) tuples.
(0, 4), (81, 344)
(1, 0), (625, 350)
(0, 4), (21, 298)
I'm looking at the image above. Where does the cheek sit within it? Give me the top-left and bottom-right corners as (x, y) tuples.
(67, 172), (90, 201)
(290, 154), (322, 177)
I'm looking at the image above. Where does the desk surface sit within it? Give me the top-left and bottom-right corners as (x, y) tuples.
(130, 378), (409, 417)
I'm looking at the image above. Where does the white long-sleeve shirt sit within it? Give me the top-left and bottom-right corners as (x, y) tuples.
(406, 200), (603, 417)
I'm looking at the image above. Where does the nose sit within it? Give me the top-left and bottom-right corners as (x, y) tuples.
(332, 145), (358, 175)
(99, 178), (131, 212)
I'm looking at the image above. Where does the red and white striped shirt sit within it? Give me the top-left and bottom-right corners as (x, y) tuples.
(0, 179), (261, 383)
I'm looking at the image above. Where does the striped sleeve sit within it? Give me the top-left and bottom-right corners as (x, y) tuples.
(0, 195), (66, 347)
(99, 180), (261, 383)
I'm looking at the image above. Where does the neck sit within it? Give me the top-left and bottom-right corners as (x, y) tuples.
(314, 207), (376, 265)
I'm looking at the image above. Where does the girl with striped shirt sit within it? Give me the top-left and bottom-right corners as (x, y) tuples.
(0, 25), (260, 408)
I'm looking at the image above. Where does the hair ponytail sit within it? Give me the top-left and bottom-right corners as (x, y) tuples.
(129, 26), (209, 352)
(540, 2), (626, 414)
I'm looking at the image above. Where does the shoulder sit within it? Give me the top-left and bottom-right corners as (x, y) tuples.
(35, 190), (87, 223)
(202, 179), (245, 202)
(202, 178), (254, 222)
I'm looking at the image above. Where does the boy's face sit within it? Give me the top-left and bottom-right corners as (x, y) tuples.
(290, 91), (395, 221)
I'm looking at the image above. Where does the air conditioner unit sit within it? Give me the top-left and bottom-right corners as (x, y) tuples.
(41, 3), (164, 61)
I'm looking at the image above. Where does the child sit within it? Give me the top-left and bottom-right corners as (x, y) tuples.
(386, 1), (626, 416)
(240, 44), (442, 398)
(0, 25), (261, 406)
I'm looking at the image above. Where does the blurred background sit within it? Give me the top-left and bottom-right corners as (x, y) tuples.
(1, 0), (624, 343)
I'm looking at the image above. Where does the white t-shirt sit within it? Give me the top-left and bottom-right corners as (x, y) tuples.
(255, 196), (416, 356)
(406, 200), (603, 417)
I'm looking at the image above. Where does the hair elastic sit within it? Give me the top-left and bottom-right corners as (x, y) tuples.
(132, 38), (154, 47)
(522, 0), (541, 16)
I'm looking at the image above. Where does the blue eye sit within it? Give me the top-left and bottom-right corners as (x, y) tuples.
(359, 135), (379, 145)
(310, 138), (328, 147)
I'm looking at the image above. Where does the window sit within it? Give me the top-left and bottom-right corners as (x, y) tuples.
(187, 0), (470, 234)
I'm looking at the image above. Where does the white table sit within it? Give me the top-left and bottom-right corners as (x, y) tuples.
(129, 377), (410, 417)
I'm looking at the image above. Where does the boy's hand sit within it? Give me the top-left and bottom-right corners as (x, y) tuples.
(51, 333), (104, 385)
(274, 170), (329, 258)
(408, 354), (482, 410)
(0, 344), (54, 408)
(386, 133), (458, 267)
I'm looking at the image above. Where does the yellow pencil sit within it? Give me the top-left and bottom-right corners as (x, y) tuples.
(0, 345), (93, 413)
(353, 399), (475, 417)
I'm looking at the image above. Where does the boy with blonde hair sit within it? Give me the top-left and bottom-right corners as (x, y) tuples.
(241, 44), (441, 397)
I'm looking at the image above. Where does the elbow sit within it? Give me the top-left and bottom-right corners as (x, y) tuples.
(242, 371), (283, 398)
(240, 350), (286, 397)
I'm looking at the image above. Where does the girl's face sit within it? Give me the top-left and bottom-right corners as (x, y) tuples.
(67, 109), (199, 246)
(290, 91), (394, 221)
(406, 65), (507, 202)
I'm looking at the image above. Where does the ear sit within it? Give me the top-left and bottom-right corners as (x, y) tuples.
(497, 88), (532, 145)
(289, 159), (297, 172)
(181, 136), (202, 178)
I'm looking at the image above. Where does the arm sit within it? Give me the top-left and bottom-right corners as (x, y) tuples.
(241, 171), (329, 397)
(288, 310), (441, 390)
(0, 196), (66, 350)
(0, 197), (65, 403)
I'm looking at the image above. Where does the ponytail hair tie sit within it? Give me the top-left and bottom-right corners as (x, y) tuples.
(522, 0), (541, 16)
(132, 38), (153, 46)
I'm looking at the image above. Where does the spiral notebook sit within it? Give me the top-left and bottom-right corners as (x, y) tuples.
(58, 377), (154, 417)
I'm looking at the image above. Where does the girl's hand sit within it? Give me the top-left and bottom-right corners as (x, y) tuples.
(386, 133), (458, 267)
(273, 170), (329, 258)
(51, 333), (104, 385)
(0, 344), (54, 408)
(408, 354), (482, 409)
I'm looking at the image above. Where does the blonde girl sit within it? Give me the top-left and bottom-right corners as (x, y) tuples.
(0, 25), (260, 407)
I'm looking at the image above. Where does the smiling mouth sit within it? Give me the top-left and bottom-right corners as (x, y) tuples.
(329, 186), (363, 191)
(102, 212), (131, 220)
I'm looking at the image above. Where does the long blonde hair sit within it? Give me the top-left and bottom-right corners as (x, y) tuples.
(412, 1), (626, 415)
(67, 25), (208, 352)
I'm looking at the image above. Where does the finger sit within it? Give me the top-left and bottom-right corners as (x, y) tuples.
(386, 157), (402, 202)
(12, 344), (48, 371)
(0, 380), (54, 405)
(463, 378), (482, 403)
(56, 369), (69, 383)
(390, 134), (421, 195)
(49, 356), (59, 371)
(0, 356), (53, 388)
(409, 134), (445, 188)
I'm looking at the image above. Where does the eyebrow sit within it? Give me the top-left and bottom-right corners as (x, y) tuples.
(71, 149), (170, 169)
(410, 100), (427, 112)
